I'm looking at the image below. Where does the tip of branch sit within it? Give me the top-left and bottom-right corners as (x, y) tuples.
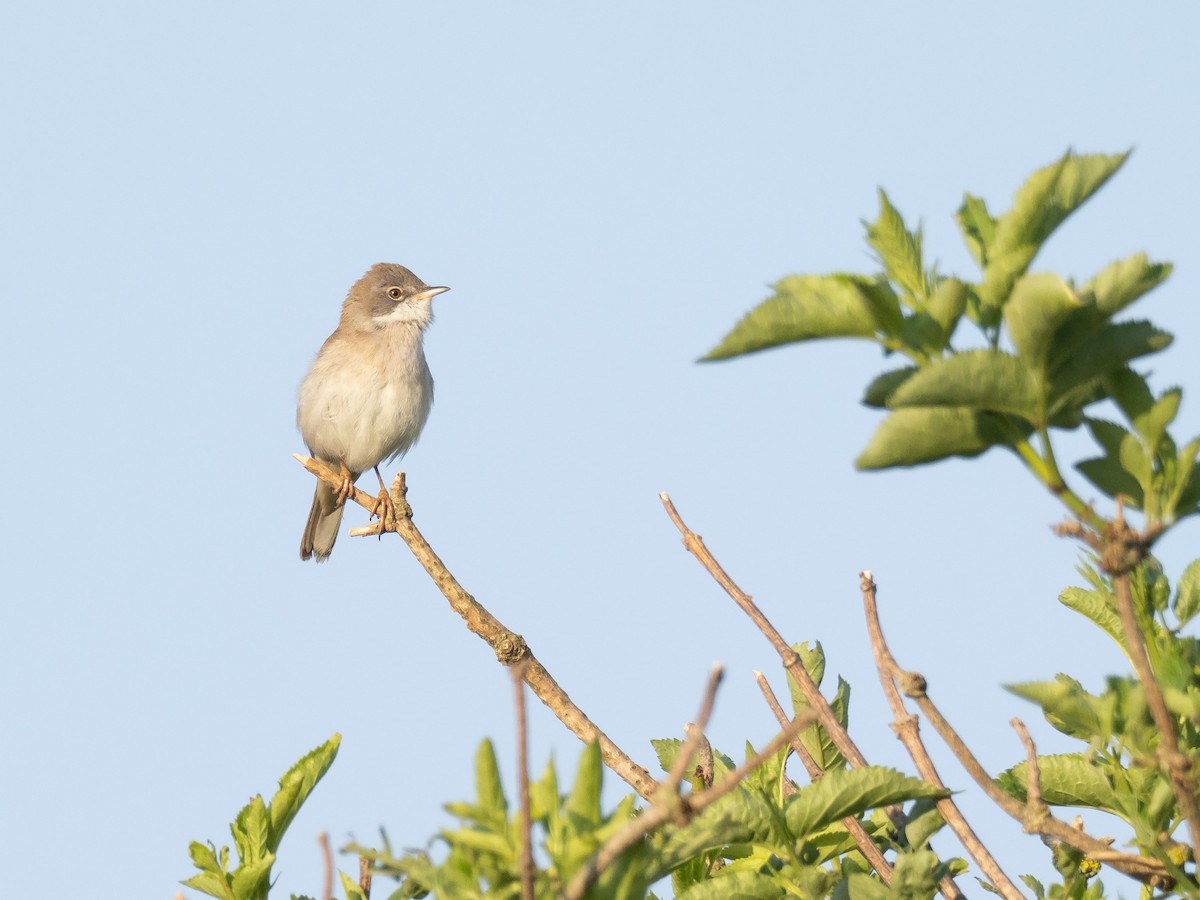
(293, 453), (310, 464)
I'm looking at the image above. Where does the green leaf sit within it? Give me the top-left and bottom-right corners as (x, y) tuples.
(888, 350), (1041, 422)
(978, 150), (1130, 319)
(1058, 587), (1123, 648)
(268, 733), (341, 854)
(1175, 559), (1200, 627)
(1048, 320), (1172, 402)
(338, 870), (369, 900)
(888, 848), (941, 899)
(1006, 676), (1104, 741)
(863, 367), (918, 409)
(675, 867), (790, 899)
(564, 739), (603, 828)
(955, 193), (996, 269)
(702, 275), (901, 360)
(473, 739), (508, 818)
(1004, 273), (1082, 374)
(1081, 252), (1172, 317)
(998, 753), (1161, 830)
(856, 408), (1029, 469)
(866, 189), (927, 301)
(233, 795), (270, 865)
(785, 766), (945, 838)
(925, 277), (969, 337)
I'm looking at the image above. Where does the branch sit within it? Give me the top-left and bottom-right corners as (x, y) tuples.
(564, 671), (811, 900)
(659, 493), (870, 773)
(860, 570), (1171, 888)
(861, 570), (1019, 899)
(295, 456), (659, 800)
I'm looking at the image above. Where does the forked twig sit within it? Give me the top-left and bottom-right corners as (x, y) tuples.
(861, 571), (1019, 899)
(860, 570), (1170, 887)
(659, 493), (869, 771)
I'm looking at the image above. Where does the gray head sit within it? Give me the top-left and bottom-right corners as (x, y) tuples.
(341, 262), (449, 331)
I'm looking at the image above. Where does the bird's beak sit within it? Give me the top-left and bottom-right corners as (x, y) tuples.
(413, 285), (450, 302)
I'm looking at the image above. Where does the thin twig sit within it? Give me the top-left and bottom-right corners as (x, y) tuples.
(1011, 719), (1044, 814)
(755, 671), (897, 884)
(358, 856), (372, 898)
(512, 661), (536, 900)
(295, 456), (659, 800)
(861, 571), (1014, 899)
(1112, 569), (1200, 853)
(318, 831), (333, 900)
(860, 570), (1169, 887)
(659, 493), (869, 773)
(662, 665), (724, 798)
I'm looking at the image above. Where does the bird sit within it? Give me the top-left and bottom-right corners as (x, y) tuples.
(297, 263), (448, 562)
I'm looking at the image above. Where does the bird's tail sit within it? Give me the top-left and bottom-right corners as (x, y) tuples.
(300, 480), (346, 562)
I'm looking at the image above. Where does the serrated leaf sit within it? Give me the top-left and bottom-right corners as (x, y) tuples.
(888, 349), (1042, 422)
(863, 367), (918, 408)
(1004, 273), (1082, 373)
(997, 754), (1159, 827)
(1075, 457), (1145, 506)
(702, 275), (900, 360)
(564, 739), (602, 828)
(1048, 320), (1172, 401)
(1081, 252), (1172, 317)
(866, 189), (927, 301)
(180, 871), (236, 900)
(925, 278), (968, 336)
(229, 855), (274, 898)
(888, 848), (941, 898)
(233, 794), (270, 864)
(1058, 587), (1123, 648)
(268, 733), (340, 854)
(1006, 676), (1105, 741)
(473, 739), (508, 818)
(338, 870), (369, 900)
(978, 150), (1130, 318)
(785, 766), (945, 838)
(674, 867), (790, 899)
(857, 408), (1029, 469)
(1175, 559), (1200, 627)
(956, 193), (996, 269)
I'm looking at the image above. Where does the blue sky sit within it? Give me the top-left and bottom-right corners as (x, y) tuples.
(3, 2), (1199, 896)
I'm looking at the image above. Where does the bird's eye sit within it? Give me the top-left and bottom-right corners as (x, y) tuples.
(387, 287), (404, 301)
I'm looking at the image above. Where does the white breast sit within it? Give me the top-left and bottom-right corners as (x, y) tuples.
(297, 324), (434, 474)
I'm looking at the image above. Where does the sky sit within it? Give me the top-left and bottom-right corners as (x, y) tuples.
(3, 2), (1199, 897)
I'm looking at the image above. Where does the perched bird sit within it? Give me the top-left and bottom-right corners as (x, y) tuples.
(297, 263), (448, 561)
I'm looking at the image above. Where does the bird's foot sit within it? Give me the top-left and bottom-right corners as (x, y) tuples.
(335, 460), (354, 507)
(370, 466), (395, 537)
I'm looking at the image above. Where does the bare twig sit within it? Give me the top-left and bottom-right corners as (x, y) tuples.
(318, 831), (333, 900)
(861, 571), (1016, 899)
(295, 456), (659, 800)
(1011, 719), (1044, 814)
(659, 493), (869, 773)
(662, 666), (724, 799)
(860, 570), (1170, 887)
(512, 661), (536, 900)
(358, 856), (372, 898)
(755, 671), (898, 885)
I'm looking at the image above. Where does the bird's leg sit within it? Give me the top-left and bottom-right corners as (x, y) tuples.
(334, 459), (355, 506)
(369, 466), (395, 533)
